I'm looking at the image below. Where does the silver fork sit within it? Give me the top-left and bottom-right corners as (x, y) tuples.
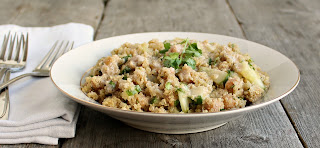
(0, 32), (28, 71)
(0, 32), (28, 120)
(0, 41), (74, 90)
(0, 69), (10, 119)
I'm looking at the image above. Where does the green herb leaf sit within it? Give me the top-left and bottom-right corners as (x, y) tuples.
(150, 97), (157, 104)
(109, 81), (115, 88)
(135, 85), (142, 93)
(159, 43), (171, 54)
(176, 88), (184, 93)
(213, 57), (220, 65)
(220, 109), (225, 111)
(164, 42), (171, 50)
(223, 70), (233, 85)
(123, 75), (128, 80)
(126, 89), (137, 96)
(238, 97), (244, 100)
(174, 100), (180, 106)
(183, 58), (196, 69)
(180, 39), (188, 44)
(122, 55), (132, 63)
(208, 58), (212, 65)
(163, 53), (182, 69)
(165, 82), (172, 90)
(248, 61), (255, 70)
(120, 66), (131, 75)
(185, 43), (202, 57)
(159, 49), (169, 54)
(194, 96), (203, 105)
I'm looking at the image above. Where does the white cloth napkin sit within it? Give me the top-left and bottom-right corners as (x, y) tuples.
(0, 23), (94, 145)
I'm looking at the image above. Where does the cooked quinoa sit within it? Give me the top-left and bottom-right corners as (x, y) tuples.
(81, 38), (270, 113)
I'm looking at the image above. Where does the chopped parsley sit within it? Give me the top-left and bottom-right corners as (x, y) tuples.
(182, 58), (196, 69)
(247, 59), (255, 70)
(109, 81), (115, 88)
(163, 52), (182, 69)
(135, 85), (142, 93)
(120, 66), (131, 75)
(126, 85), (141, 96)
(194, 96), (203, 105)
(164, 42), (171, 50)
(213, 57), (220, 66)
(122, 55), (132, 63)
(179, 39), (188, 44)
(150, 96), (158, 104)
(223, 70), (233, 85)
(238, 97), (245, 100)
(208, 58), (213, 65)
(159, 42), (171, 54)
(126, 89), (137, 96)
(123, 75), (128, 80)
(165, 82), (172, 90)
(174, 100), (180, 106)
(161, 38), (202, 70)
(184, 43), (202, 57)
(176, 88), (184, 92)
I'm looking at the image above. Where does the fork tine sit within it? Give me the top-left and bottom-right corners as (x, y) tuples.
(67, 41), (74, 52)
(55, 41), (69, 59)
(22, 33), (28, 62)
(45, 41), (65, 69)
(0, 35), (7, 60)
(14, 34), (23, 61)
(0, 69), (6, 83)
(35, 41), (59, 69)
(0, 32), (10, 60)
(7, 33), (17, 61)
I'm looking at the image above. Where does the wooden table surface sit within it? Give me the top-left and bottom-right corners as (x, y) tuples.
(1, 0), (319, 147)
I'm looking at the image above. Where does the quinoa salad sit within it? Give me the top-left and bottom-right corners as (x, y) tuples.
(81, 38), (270, 113)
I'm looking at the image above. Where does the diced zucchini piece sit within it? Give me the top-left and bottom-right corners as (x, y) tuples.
(177, 85), (189, 113)
(199, 67), (228, 84)
(190, 86), (207, 101)
(239, 61), (264, 88)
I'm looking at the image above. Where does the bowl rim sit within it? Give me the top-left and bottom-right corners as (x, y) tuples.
(50, 32), (300, 117)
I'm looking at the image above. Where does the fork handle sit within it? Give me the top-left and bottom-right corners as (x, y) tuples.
(0, 73), (34, 90)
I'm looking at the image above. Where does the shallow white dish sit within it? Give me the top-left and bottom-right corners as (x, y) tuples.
(50, 32), (300, 134)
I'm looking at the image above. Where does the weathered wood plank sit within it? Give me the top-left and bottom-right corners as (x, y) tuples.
(0, 0), (104, 147)
(228, 0), (320, 147)
(96, 0), (244, 39)
(63, 0), (303, 147)
(0, 0), (104, 30)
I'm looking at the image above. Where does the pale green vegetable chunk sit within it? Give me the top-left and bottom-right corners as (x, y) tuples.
(177, 85), (190, 113)
(239, 61), (265, 89)
(199, 67), (228, 84)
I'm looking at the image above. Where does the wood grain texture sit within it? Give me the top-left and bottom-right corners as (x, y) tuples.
(0, 0), (104, 147)
(0, 0), (104, 30)
(228, 0), (320, 147)
(63, 0), (303, 147)
(96, 0), (244, 39)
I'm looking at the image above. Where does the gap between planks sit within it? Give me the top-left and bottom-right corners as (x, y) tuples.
(225, 0), (247, 39)
(279, 102), (308, 148)
(94, 0), (110, 40)
(225, 0), (307, 147)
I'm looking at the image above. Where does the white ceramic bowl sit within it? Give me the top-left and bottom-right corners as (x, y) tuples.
(50, 32), (300, 134)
